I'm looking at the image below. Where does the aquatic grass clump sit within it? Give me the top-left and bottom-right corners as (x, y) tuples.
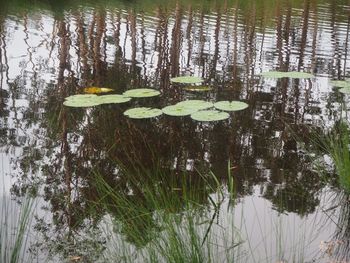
(325, 122), (350, 192)
(330, 80), (350, 88)
(0, 194), (35, 263)
(311, 121), (350, 192)
(92, 161), (240, 263)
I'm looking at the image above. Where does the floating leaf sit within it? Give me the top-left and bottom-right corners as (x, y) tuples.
(170, 76), (204, 84)
(84, 87), (114, 94)
(63, 94), (101, 107)
(124, 107), (163, 119)
(162, 105), (198, 116)
(123, 88), (160, 98)
(190, 110), (229, 122)
(214, 101), (249, 112)
(183, 85), (213, 92)
(330, 80), (350, 88)
(96, 95), (131, 104)
(64, 94), (131, 107)
(65, 94), (97, 101)
(259, 71), (314, 79)
(63, 99), (101, 108)
(176, 100), (213, 111)
(285, 71), (314, 78)
(339, 87), (350, 94)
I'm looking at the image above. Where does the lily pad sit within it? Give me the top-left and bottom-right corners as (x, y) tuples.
(63, 99), (101, 108)
(124, 107), (163, 119)
(65, 94), (98, 101)
(259, 71), (314, 79)
(190, 110), (229, 122)
(176, 100), (213, 111)
(123, 88), (160, 98)
(339, 87), (350, 94)
(183, 85), (213, 92)
(162, 105), (198, 116)
(330, 80), (350, 88)
(170, 76), (204, 84)
(97, 95), (131, 104)
(84, 87), (114, 94)
(214, 101), (249, 112)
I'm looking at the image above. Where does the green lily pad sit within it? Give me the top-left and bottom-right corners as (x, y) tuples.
(162, 105), (198, 116)
(124, 107), (163, 119)
(330, 80), (350, 88)
(183, 85), (213, 92)
(63, 99), (101, 108)
(259, 71), (314, 79)
(176, 100), (213, 111)
(170, 76), (204, 84)
(339, 87), (350, 94)
(123, 88), (160, 98)
(97, 95), (131, 104)
(214, 101), (249, 112)
(65, 94), (98, 101)
(285, 72), (315, 78)
(190, 110), (229, 122)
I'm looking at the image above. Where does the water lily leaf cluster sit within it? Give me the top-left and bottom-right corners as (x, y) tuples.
(64, 88), (160, 108)
(259, 71), (314, 79)
(162, 100), (213, 117)
(64, 85), (249, 122)
(161, 99), (248, 121)
(64, 94), (131, 107)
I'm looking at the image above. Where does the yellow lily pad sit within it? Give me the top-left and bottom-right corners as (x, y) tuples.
(84, 87), (114, 94)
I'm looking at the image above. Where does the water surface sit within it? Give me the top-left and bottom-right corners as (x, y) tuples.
(1, 0), (350, 262)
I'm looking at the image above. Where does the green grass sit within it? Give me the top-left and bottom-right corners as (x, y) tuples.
(0, 193), (35, 263)
(90, 162), (242, 263)
(311, 120), (350, 193)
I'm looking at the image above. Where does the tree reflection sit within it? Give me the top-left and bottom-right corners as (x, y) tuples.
(0, 0), (349, 260)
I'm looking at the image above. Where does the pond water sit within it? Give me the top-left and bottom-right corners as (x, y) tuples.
(1, 0), (350, 262)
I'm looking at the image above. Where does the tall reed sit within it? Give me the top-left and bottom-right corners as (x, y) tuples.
(313, 120), (350, 192)
(0, 193), (34, 263)
(91, 163), (241, 263)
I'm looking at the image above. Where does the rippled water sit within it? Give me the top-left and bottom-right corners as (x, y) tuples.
(1, 0), (350, 262)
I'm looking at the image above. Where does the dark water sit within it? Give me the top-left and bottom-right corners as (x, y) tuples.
(1, 0), (350, 262)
